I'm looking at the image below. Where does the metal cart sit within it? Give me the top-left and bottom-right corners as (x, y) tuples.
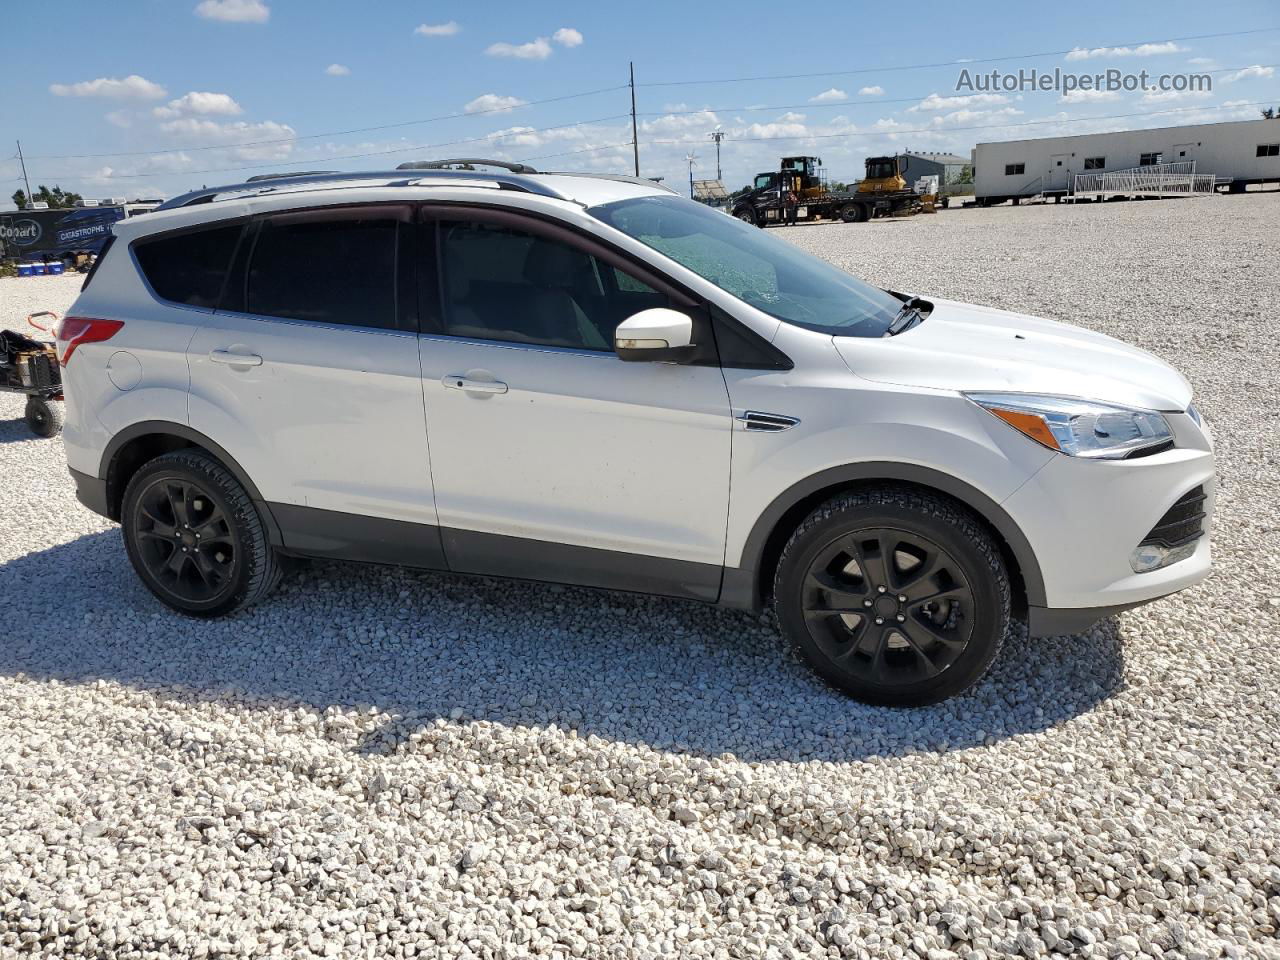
(1, 313), (63, 437)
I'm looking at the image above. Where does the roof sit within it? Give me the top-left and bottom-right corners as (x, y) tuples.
(155, 163), (675, 213)
(898, 152), (969, 165)
(973, 115), (1277, 149)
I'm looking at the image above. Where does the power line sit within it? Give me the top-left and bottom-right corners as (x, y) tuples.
(639, 62), (1280, 119)
(33, 115), (634, 181)
(24, 84), (629, 160)
(639, 27), (1280, 87)
(509, 100), (1276, 164)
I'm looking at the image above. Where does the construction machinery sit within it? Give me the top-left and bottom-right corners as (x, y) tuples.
(731, 155), (921, 227)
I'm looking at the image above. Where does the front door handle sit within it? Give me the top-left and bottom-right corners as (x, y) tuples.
(209, 349), (263, 366)
(442, 375), (507, 395)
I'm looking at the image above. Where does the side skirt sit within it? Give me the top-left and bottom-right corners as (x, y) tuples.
(268, 503), (722, 603)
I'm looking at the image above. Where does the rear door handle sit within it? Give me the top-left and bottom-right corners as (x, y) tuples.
(209, 349), (263, 366)
(442, 375), (507, 395)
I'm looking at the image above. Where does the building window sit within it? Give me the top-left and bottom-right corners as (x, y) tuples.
(1140, 152), (1163, 166)
(1004, 163), (1025, 176)
(1083, 157), (1106, 170)
(1258, 144), (1280, 158)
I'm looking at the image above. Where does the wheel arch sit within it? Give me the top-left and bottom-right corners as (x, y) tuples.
(727, 462), (1045, 614)
(99, 421), (282, 545)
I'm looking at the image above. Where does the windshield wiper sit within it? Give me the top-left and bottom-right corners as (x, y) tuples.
(885, 296), (925, 336)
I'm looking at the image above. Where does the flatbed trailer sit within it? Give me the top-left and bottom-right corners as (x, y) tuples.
(731, 156), (921, 227)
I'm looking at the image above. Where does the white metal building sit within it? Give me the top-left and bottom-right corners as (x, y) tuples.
(972, 117), (1280, 203)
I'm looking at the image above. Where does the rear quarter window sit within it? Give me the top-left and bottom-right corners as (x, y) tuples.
(133, 223), (242, 308)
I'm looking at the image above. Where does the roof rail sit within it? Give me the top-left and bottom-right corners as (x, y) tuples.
(155, 167), (568, 210)
(396, 157), (538, 174)
(244, 170), (340, 182)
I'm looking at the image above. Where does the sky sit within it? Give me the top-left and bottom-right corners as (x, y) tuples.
(1, 0), (1278, 208)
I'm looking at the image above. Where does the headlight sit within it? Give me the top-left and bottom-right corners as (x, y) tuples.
(967, 393), (1173, 459)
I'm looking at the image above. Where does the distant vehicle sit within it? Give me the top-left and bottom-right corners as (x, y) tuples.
(732, 156), (921, 226)
(61, 161), (1214, 706)
(0, 203), (157, 263)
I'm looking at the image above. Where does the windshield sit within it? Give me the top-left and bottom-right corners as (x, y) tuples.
(589, 194), (902, 337)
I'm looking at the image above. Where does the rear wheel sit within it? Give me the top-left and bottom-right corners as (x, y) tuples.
(840, 203), (868, 223)
(24, 397), (62, 438)
(773, 487), (1010, 706)
(121, 450), (281, 617)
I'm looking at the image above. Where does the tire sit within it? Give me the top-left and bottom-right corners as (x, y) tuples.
(839, 203), (867, 223)
(735, 208), (758, 227)
(773, 487), (1010, 706)
(24, 397), (62, 438)
(121, 449), (281, 617)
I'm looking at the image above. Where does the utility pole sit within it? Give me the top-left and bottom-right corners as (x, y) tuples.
(709, 130), (725, 181)
(629, 62), (640, 177)
(15, 140), (32, 206)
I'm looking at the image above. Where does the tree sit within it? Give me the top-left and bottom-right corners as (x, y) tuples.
(16, 185), (85, 209)
(948, 165), (975, 185)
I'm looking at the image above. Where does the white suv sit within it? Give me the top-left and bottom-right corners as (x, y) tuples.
(58, 161), (1214, 705)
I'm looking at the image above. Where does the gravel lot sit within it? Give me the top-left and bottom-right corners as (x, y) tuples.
(2, 195), (1278, 959)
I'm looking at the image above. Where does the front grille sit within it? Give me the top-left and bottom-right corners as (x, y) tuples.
(1141, 485), (1206, 548)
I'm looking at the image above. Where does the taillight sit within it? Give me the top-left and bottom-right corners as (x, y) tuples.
(58, 317), (124, 366)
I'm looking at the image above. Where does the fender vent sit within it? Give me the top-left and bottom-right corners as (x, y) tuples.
(737, 411), (799, 432)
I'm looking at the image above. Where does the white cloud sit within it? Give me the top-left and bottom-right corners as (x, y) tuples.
(1187, 56), (1215, 66)
(465, 93), (528, 115)
(104, 110), (133, 129)
(1060, 89), (1122, 104)
(929, 106), (1023, 127)
(1225, 64), (1275, 82)
(325, 63), (350, 77)
(194, 0), (269, 23)
(153, 91), (243, 119)
(50, 75), (167, 100)
(909, 92), (1009, 112)
(809, 88), (847, 103)
(1065, 41), (1185, 61)
(157, 117), (297, 162)
(858, 85), (884, 96)
(486, 37), (553, 60)
(414, 21), (460, 37)
(552, 27), (583, 48)
(1141, 88), (1213, 103)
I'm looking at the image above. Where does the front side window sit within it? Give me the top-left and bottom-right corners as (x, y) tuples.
(1083, 157), (1106, 170)
(590, 194), (902, 338)
(436, 219), (667, 351)
(1005, 163), (1025, 176)
(754, 174), (776, 190)
(134, 223), (242, 308)
(246, 211), (400, 329)
(1258, 144), (1280, 157)
(1140, 152), (1163, 166)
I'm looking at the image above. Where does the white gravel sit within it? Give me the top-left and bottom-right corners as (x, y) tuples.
(2, 195), (1279, 959)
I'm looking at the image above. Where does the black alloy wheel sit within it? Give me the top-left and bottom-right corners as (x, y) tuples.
(774, 487), (1010, 706)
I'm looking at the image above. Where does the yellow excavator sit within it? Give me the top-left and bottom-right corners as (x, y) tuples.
(732, 155), (921, 227)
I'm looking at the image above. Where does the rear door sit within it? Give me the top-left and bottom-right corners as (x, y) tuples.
(186, 204), (442, 563)
(416, 206), (734, 600)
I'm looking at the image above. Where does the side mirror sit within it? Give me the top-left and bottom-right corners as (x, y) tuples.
(614, 308), (697, 363)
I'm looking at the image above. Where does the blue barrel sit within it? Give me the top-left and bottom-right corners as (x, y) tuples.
(17, 263), (34, 277)
(31, 263), (47, 276)
(48, 262), (65, 275)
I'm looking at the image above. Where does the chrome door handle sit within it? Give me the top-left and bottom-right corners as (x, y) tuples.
(209, 349), (263, 366)
(442, 375), (507, 395)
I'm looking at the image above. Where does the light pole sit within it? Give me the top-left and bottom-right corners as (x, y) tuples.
(709, 129), (724, 181)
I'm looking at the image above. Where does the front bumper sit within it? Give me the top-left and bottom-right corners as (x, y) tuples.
(1003, 411), (1214, 615)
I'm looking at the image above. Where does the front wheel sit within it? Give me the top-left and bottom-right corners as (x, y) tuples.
(121, 449), (281, 617)
(773, 487), (1010, 706)
(734, 208), (758, 227)
(24, 397), (62, 438)
(839, 203), (868, 223)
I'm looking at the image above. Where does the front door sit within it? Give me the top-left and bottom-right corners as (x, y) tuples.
(417, 207), (733, 600)
(187, 204), (442, 562)
(1047, 153), (1071, 191)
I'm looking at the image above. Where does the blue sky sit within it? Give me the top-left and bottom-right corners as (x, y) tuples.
(1, 0), (1277, 206)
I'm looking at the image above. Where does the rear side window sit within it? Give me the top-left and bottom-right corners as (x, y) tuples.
(134, 224), (241, 308)
(246, 213), (399, 329)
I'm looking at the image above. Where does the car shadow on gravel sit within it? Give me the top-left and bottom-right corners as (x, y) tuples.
(0, 417), (42, 445)
(0, 530), (1126, 764)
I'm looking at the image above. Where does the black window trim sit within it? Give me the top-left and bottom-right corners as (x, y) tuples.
(1004, 162), (1025, 176)
(220, 201), (417, 334)
(129, 217), (250, 315)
